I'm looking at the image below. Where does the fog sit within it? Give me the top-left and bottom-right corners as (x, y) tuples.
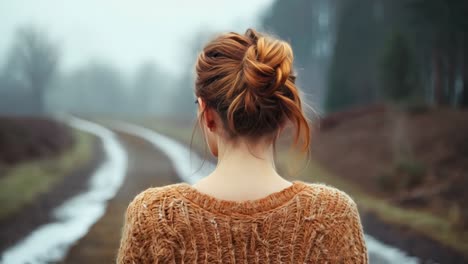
(0, 0), (278, 116)
(0, 0), (272, 74)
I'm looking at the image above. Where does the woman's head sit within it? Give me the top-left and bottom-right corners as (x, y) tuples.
(194, 28), (310, 157)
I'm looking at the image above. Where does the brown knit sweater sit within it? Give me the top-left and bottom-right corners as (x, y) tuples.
(117, 180), (369, 263)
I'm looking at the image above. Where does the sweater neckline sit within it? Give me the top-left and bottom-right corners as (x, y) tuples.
(174, 180), (308, 215)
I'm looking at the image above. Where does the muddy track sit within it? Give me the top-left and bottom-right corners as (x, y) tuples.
(61, 131), (180, 263)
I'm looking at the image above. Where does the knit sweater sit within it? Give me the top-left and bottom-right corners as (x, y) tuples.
(117, 180), (369, 263)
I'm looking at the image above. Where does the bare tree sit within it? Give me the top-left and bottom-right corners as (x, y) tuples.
(5, 25), (60, 114)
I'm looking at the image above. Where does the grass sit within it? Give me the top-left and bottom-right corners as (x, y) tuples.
(131, 117), (468, 257)
(0, 129), (95, 220)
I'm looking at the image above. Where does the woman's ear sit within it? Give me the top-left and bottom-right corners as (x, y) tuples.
(197, 98), (216, 132)
(204, 107), (216, 132)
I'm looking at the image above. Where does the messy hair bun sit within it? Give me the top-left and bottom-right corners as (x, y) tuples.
(195, 28), (310, 151)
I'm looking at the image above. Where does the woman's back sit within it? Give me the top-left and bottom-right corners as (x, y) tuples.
(117, 28), (368, 263)
(117, 180), (368, 263)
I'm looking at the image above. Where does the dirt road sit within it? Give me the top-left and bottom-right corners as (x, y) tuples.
(60, 124), (468, 264)
(61, 131), (180, 263)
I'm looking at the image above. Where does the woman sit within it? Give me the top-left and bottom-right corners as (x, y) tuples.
(117, 28), (368, 263)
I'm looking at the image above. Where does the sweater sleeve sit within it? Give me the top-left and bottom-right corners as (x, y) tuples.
(117, 193), (153, 264)
(117, 189), (178, 264)
(325, 195), (369, 263)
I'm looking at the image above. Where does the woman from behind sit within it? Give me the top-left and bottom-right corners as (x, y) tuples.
(117, 28), (368, 263)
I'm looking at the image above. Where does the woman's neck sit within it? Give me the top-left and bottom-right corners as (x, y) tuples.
(207, 139), (285, 186)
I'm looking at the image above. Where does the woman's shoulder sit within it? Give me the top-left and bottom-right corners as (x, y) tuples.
(299, 181), (360, 217)
(126, 182), (184, 211)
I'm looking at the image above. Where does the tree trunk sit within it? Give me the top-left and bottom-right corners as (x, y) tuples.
(462, 42), (468, 107)
(432, 47), (444, 105)
(446, 51), (456, 105)
(33, 84), (46, 115)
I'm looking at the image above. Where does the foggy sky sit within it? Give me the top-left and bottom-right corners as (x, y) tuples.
(0, 0), (272, 75)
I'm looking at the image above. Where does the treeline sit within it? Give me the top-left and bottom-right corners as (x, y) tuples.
(0, 26), (177, 116)
(2, 1), (466, 116)
(262, 0), (468, 113)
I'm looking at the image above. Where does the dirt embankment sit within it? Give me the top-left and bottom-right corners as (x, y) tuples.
(311, 104), (468, 262)
(0, 117), (73, 166)
(313, 105), (468, 221)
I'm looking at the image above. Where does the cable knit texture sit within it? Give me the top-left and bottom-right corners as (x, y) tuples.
(117, 180), (369, 263)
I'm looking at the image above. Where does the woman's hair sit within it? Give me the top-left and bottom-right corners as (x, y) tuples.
(194, 28), (311, 152)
